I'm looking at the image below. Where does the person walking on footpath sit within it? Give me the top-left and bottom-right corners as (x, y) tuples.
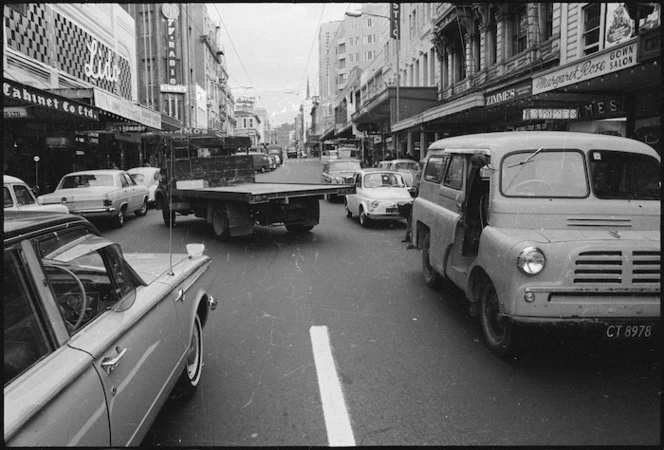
(402, 166), (422, 249)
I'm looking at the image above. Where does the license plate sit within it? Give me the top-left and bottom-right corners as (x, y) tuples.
(604, 324), (654, 339)
(386, 207), (398, 213)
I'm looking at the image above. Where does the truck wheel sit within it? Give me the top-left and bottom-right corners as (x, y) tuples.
(421, 232), (442, 289)
(162, 205), (176, 226)
(480, 282), (517, 357)
(285, 224), (314, 233)
(212, 206), (230, 241)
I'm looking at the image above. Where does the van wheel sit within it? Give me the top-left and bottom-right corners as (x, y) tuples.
(421, 232), (442, 289)
(212, 205), (230, 241)
(480, 282), (517, 357)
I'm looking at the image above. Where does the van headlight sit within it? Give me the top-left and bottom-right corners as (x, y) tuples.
(517, 247), (545, 275)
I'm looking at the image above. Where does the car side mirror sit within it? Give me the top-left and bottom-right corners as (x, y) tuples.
(32, 186), (40, 196)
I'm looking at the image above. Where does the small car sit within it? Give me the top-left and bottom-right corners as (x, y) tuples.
(412, 131), (660, 357)
(4, 175), (69, 214)
(266, 154), (278, 170)
(321, 158), (362, 202)
(245, 152), (271, 172)
(127, 167), (161, 207)
(376, 159), (420, 187)
(344, 169), (413, 227)
(3, 211), (217, 446)
(38, 170), (149, 227)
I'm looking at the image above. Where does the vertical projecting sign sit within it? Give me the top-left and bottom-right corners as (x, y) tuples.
(390, 3), (401, 40)
(162, 3), (180, 85)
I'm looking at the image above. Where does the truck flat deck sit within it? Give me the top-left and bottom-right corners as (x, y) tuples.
(172, 182), (352, 203)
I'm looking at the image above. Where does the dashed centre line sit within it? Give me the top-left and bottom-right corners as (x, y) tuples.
(309, 326), (355, 447)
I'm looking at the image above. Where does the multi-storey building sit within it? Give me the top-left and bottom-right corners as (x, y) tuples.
(126, 3), (234, 160)
(3, 3), (161, 190)
(321, 3), (660, 164)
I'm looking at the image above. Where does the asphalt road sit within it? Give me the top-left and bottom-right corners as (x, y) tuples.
(99, 159), (661, 446)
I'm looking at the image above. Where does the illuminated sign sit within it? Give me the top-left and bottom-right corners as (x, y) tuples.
(163, 4), (180, 85)
(522, 109), (578, 120)
(84, 39), (120, 84)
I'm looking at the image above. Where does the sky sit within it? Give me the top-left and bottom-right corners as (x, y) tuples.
(206, 3), (363, 127)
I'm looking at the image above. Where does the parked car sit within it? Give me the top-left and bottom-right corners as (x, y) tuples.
(266, 154), (278, 170)
(245, 152), (271, 172)
(3, 211), (217, 446)
(412, 131), (661, 357)
(4, 175), (68, 213)
(376, 159), (420, 187)
(38, 170), (149, 227)
(266, 145), (283, 165)
(321, 158), (362, 202)
(127, 167), (161, 207)
(344, 169), (413, 228)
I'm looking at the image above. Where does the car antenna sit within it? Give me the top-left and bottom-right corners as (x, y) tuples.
(167, 136), (174, 276)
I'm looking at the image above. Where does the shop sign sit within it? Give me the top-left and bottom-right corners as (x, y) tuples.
(522, 108), (578, 120)
(532, 41), (639, 94)
(578, 98), (622, 119)
(605, 4), (634, 49)
(93, 88), (161, 129)
(160, 84), (187, 93)
(3, 79), (99, 120)
(46, 137), (70, 147)
(485, 82), (531, 106)
(161, 128), (223, 136)
(163, 4), (181, 85)
(3, 106), (30, 118)
(84, 39), (120, 84)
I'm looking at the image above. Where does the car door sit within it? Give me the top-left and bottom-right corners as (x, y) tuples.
(431, 154), (467, 275)
(35, 235), (184, 447)
(4, 241), (110, 446)
(346, 173), (362, 214)
(122, 173), (141, 210)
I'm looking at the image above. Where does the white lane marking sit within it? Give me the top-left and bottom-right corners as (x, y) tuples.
(310, 326), (356, 447)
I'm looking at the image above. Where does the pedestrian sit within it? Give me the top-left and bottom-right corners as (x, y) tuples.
(402, 167), (422, 249)
(111, 161), (119, 170)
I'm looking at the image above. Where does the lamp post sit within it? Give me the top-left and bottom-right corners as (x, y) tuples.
(33, 156), (40, 189)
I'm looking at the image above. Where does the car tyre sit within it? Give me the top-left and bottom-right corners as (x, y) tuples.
(114, 207), (126, 228)
(344, 200), (352, 218)
(162, 204), (176, 226)
(212, 205), (230, 241)
(135, 198), (148, 216)
(480, 282), (518, 358)
(173, 314), (203, 399)
(359, 206), (371, 228)
(422, 232), (442, 289)
(260, 167), (266, 173)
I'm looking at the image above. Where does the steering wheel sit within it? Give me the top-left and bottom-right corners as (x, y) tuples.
(511, 179), (554, 195)
(44, 264), (88, 330)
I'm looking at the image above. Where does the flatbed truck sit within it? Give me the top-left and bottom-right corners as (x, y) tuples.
(155, 154), (353, 240)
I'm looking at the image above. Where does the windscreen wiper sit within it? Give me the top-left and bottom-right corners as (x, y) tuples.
(507, 147), (544, 168)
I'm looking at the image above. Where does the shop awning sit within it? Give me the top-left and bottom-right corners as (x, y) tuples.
(3, 78), (101, 122)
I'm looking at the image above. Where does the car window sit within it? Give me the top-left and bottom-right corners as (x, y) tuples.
(61, 174), (115, 189)
(423, 156), (447, 183)
(4, 248), (53, 385)
(36, 231), (136, 335)
(364, 172), (405, 188)
(443, 155), (465, 190)
(330, 162), (361, 171)
(14, 184), (37, 206)
(4, 186), (15, 208)
(589, 150), (660, 200)
(130, 173), (145, 183)
(120, 174), (129, 188)
(502, 150), (588, 197)
(395, 162), (419, 171)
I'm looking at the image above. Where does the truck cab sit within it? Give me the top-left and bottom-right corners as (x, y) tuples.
(412, 131), (660, 356)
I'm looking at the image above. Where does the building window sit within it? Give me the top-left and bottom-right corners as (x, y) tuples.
(582, 3), (602, 55)
(541, 3), (553, 40)
(511, 5), (528, 56)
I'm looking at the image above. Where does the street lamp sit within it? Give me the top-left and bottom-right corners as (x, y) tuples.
(33, 156), (40, 189)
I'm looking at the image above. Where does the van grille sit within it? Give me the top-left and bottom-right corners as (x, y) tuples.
(573, 250), (660, 285)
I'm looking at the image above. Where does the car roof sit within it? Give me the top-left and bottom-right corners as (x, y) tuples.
(127, 167), (159, 173)
(426, 131), (660, 160)
(328, 159), (361, 164)
(62, 170), (124, 176)
(3, 211), (95, 244)
(358, 168), (401, 175)
(3, 175), (26, 183)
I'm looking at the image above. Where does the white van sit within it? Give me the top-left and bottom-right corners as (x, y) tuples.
(3, 175), (69, 213)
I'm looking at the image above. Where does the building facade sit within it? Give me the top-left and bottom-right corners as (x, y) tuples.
(3, 3), (161, 191)
(318, 2), (661, 165)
